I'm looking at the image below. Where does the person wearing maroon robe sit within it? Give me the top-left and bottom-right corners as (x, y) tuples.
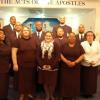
(54, 26), (67, 97)
(33, 21), (46, 93)
(60, 32), (85, 100)
(0, 29), (11, 100)
(37, 31), (60, 100)
(3, 16), (16, 37)
(3, 16), (16, 77)
(54, 26), (67, 52)
(12, 26), (37, 100)
(8, 22), (22, 91)
(76, 24), (86, 95)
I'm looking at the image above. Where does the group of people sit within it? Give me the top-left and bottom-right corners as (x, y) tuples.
(0, 15), (100, 100)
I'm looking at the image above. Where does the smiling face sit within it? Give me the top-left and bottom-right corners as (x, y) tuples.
(44, 32), (53, 43)
(35, 21), (43, 32)
(15, 22), (22, 32)
(59, 16), (65, 24)
(21, 26), (31, 39)
(57, 27), (64, 38)
(0, 30), (5, 41)
(68, 32), (76, 44)
(10, 16), (16, 26)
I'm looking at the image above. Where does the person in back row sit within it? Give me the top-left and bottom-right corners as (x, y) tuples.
(54, 26), (67, 97)
(3, 16), (16, 37)
(76, 24), (85, 43)
(3, 16), (16, 77)
(7, 22), (22, 91)
(33, 21), (46, 93)
(33, 21), (45, 44)
(52, 16), (72, 38)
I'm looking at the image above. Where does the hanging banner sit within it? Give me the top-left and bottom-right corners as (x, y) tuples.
(0, 0), (86, 6)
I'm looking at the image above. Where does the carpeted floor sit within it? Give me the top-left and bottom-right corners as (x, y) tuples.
(8, 72), (100, 100)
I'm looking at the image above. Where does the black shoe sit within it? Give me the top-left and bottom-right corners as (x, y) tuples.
(27, 96), (34, 100)
(2, 97), (8, 100)
(62, 97), (72, 100)
(82, 95), (93, 98)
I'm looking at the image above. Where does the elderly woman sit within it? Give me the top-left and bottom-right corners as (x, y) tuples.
(37, 31), (60, 100)
(60, 32), (85, 100)
(0, 29), (11, 100)
(12, 26), (37, 100)
(81, 31), (100, 97)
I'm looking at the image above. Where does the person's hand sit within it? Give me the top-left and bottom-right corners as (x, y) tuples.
(43, 65), (47, 70)
(13, 64), (18, 71)
(67, 61), (76, 68)
(43, 65), (51, 70)
(66, 60), (71, 66)
(46, 65), (51, 70)
(71, 61), (76, 66)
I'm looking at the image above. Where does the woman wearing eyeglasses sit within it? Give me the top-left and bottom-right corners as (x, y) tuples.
(81, 31), (100, 97)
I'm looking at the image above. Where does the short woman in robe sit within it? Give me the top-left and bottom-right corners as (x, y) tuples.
(60, 32), (85, 100)
(37, 31), (60, 100)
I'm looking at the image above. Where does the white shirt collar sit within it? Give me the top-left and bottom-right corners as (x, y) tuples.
(79, 33), (85, 39)
(10, 24), (14, 30)
(60, 24), (65, 26)
(36, 31), (42, 37)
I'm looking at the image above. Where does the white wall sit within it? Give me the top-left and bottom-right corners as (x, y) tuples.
(80, 10), (96, 32)
(0, 0), (100, 41)
(95, 2), (100, 41)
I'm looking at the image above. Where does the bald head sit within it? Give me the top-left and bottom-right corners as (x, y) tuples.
(59, 16), (66, 24)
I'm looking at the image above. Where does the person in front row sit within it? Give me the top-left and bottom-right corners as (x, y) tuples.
(60, 32), (85, 100)
(0, 29), (11, 100)
(37, 31), (60, 100)
(12, 26), (37, 100)
(81, 31), (100, 98)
